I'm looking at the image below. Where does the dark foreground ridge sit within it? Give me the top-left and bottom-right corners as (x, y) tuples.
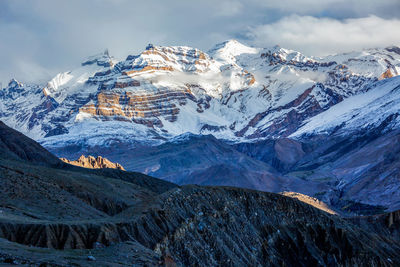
(0, 121), (400, 266)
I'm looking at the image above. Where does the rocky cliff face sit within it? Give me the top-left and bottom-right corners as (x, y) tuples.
(60, 155), (125, 170)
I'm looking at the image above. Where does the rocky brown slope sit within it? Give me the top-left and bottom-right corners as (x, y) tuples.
(60, 155), (125, 170)
(1, 121), (400, 266)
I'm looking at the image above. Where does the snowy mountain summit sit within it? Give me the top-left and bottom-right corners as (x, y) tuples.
(1, 40), (400, 149)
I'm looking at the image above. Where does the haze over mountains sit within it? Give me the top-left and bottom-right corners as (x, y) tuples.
(1, 40), (400, 216)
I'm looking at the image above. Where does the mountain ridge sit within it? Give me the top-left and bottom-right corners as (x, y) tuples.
(1, 40), (399, 146)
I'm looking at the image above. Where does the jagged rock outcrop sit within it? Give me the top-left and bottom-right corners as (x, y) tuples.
(60, 155), (125, 170)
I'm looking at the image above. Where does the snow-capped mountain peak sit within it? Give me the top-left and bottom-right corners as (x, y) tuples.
(1, 41), (400, 149)
(209, 39), (259, 63)
(81, 49), (115, 67)
(7, 78), (23, 89)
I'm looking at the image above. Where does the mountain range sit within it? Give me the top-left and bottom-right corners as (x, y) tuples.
(1, 40), (400, 214)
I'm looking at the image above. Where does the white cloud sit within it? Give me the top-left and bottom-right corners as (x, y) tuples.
(216, 1), (243, 16)
(0, 0), (399, 84)
(247, 0), (400, 16)
(13, 61), (53, 84)
(247, 15), (400, 56)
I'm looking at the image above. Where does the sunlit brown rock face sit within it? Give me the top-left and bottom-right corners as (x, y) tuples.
(73, 45), (235, 127)
(60, 155), (125, 170)
(280, 191), (337, 215)
(78, 88), (191, 126)
(379, 68), (395, 80)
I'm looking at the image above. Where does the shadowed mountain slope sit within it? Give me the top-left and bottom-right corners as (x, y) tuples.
(0, 121), (61, 167)
(54, 134), (321, 195)
(0, 121), (400, 266)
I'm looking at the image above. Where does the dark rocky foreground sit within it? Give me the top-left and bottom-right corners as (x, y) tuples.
(1, 183), (400, 266)
(1, 121), (400, 266)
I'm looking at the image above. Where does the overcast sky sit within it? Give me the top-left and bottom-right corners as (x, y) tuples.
(1, 0), (400, 85)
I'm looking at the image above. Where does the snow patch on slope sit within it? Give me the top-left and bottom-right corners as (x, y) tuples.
(291, 76), (400, 137)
